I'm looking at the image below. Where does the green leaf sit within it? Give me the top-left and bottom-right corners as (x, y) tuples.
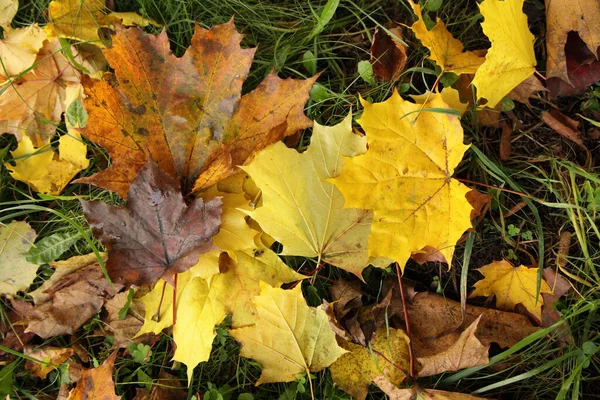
(302, 50), (317, 76)
(118, 288), (135, 320)
(25, 231), (80, 264)
(310, 0), (339, 38)
(310, 83), (329, 103)
(238, 394), (254, 400)
(424, 0), (443, 12)
(0, 361), (16, 396)
(358, 60), (376, 86)
(66, 98), (88, 128)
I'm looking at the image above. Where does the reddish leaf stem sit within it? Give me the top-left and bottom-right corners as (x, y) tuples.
(396, 262), (415, 380)
(152, 280), (167, 322)
(172, 274), (178, 326)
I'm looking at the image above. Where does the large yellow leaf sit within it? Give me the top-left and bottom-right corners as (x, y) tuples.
(45, 0), (157, 48)
(0, 0), (18, 27)
(230, 283), (346, 384)
(0, 25), (46, 80)
(471, 0), (536, 108)
(6, 131), (89, 195)
(409, 1), (484, 75)
(210, 249), (305, 328)
(330, 328), (410, 400)
(0, 221), (38, 295)
(244, 113), (374, 278)
(470, 260), (552, 321)
(329, 92), (473, 269)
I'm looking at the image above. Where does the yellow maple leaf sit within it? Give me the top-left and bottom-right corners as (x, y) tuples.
(0, 25), (46, 80)
(210, 249), (305, 328)
(244, 113), (374, 278)
(230, 283), (347, 384)
(0, 221), (38, 295)
(45, 0), (158, 48)
(330, 328), (410, 400)
(0, 0), (18, 27)
(469, 260), (552, 320)
(471, 0), (536, 108)
(329, 92), (473, 269)
(409, 1), (484, 75)
(411, 88), (468, 115)
(5, 131), (89, 195)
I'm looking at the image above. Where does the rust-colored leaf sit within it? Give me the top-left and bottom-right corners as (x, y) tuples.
(541, 109), (586, 150)
(67, 351), (120, 400)
(370, 26), (407, 82)
(81, 160), (222, 286)
(77, 20), (315, 197)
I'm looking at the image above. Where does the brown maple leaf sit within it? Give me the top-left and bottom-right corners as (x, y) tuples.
(80, 159), (222, 285)
(76, 19), (316, 197)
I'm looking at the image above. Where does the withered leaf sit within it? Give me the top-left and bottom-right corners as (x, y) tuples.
(25, 263), (122, 338)
(77, 20), (315, 197)
(24, 346), (74, 379)
(81, 159), (222, 286)
(370, 26), (407, 82)
(67, 351), (120, 400)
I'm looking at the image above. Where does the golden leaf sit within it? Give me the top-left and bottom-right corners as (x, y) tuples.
(0, 221), (38, 295)
(0, 25), (46, 80)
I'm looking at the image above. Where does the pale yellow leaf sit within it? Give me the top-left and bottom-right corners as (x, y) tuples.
(244, 113), (374, 278)
(230, 283), (347, 384)
(0, 220), (38, 295)
(0, 25), (46, 80)
(329, 92), (473, 269)
(0, 0), (18, 27)
(470, 260), (552, 321)
(472, 0), (536, 108)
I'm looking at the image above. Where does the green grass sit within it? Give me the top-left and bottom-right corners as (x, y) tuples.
(1, 0), (600, 399)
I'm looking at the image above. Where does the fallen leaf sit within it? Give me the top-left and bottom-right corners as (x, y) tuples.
(102, 290), (152, 348)
(77, 20), (315, 197)
(80, 159), (222, 286)
(0, 299), (36, 353)
(0, 25), (46, 80)
(29, 252), (106, 305)
(329, 279), (364, 321)
(472, 0), (536, 108)
(131, 371), (187, 400)
(545, 0), (600, 84)
(329, 91), (473, 269)
(25, 263), (122, 338)
(67, 351), (120, 400)
(374, 377), (487, 400)
(541, 267), (572, 328)
(210, 250), (305, 328)
(541, 109), (586, 149)
(499, 121), (512, 161)
(5, 131), (89, 195)
(0, 220), (38, 295)
(45, 0), (157, 48)
(0, 0), (18, 27)
(24, 346), (74, 379)
(0, 40), (83, 145)
(409, 1), (484, 75)
(230, 283), (347, 385)
(470, 260), (552, 321)
(330, 328), (409, 400)
(370, 26), (408, 81)
(507, 75), (547, 105)
(245, 113), (374, 277)
(411, 88), (469, 115)
(417, 315), (489, 377)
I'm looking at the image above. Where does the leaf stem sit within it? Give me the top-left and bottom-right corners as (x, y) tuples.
(152, 280), (167, 322)
(396, 263), (415, 380)
(173, 273), (178, 326)
(306, 369), (315, 400)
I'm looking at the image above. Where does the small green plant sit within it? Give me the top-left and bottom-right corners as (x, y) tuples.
(128, 343), (152, 364)
(507, 224), (520, 237)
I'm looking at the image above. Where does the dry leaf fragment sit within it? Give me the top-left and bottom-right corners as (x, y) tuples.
(330, 91), (473, 269)
(472, 0), (537, 108)
(545, 0), (600, 84)
(409, 1), (484, 75)
(6, 131), (89, 195)
(24, 346), (74, 379)
(80, 159), (222, 286)
(230, 283), (347, 385)
(0, 221), (38, 295)
(470, 260), (552, 321)
(374, 377), (487, 400)
(244, 113), (374, 277)
(507, 75), (547, 105)
(417, 315), (489, 377)
(25, 263), (122, 338)
(541, 109), (586, 150)
(67, 351), (120, 400)
(370, 26), (408, 81)
(77, 20), (315, 197)
(329, 328), (410, 400)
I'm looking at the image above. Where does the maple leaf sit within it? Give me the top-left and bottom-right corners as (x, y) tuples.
(5, 131), (89, 195)
(0, 0), (18, 27)
(471, 0), (536, 108)
(417, 315), (489, 377)
(0, 40), (84, 145)
(24, 346), (74, 379)
(329, 91), (473, 269)
(470, 260), (552, 321)
(230, 283), (347, 385)
(45, 0), (158, 48)
(77, 20), (316, 198)
(67, 351), (120, 400)
(0, 25), (46, 80)
(409, 1), (484, 75)
(545, 0), (600, 84)
(330, 327), (410, 400)
(374, 377), (487, 400)
(244, 113), (374, 278)
(0, 221), (38, 295)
